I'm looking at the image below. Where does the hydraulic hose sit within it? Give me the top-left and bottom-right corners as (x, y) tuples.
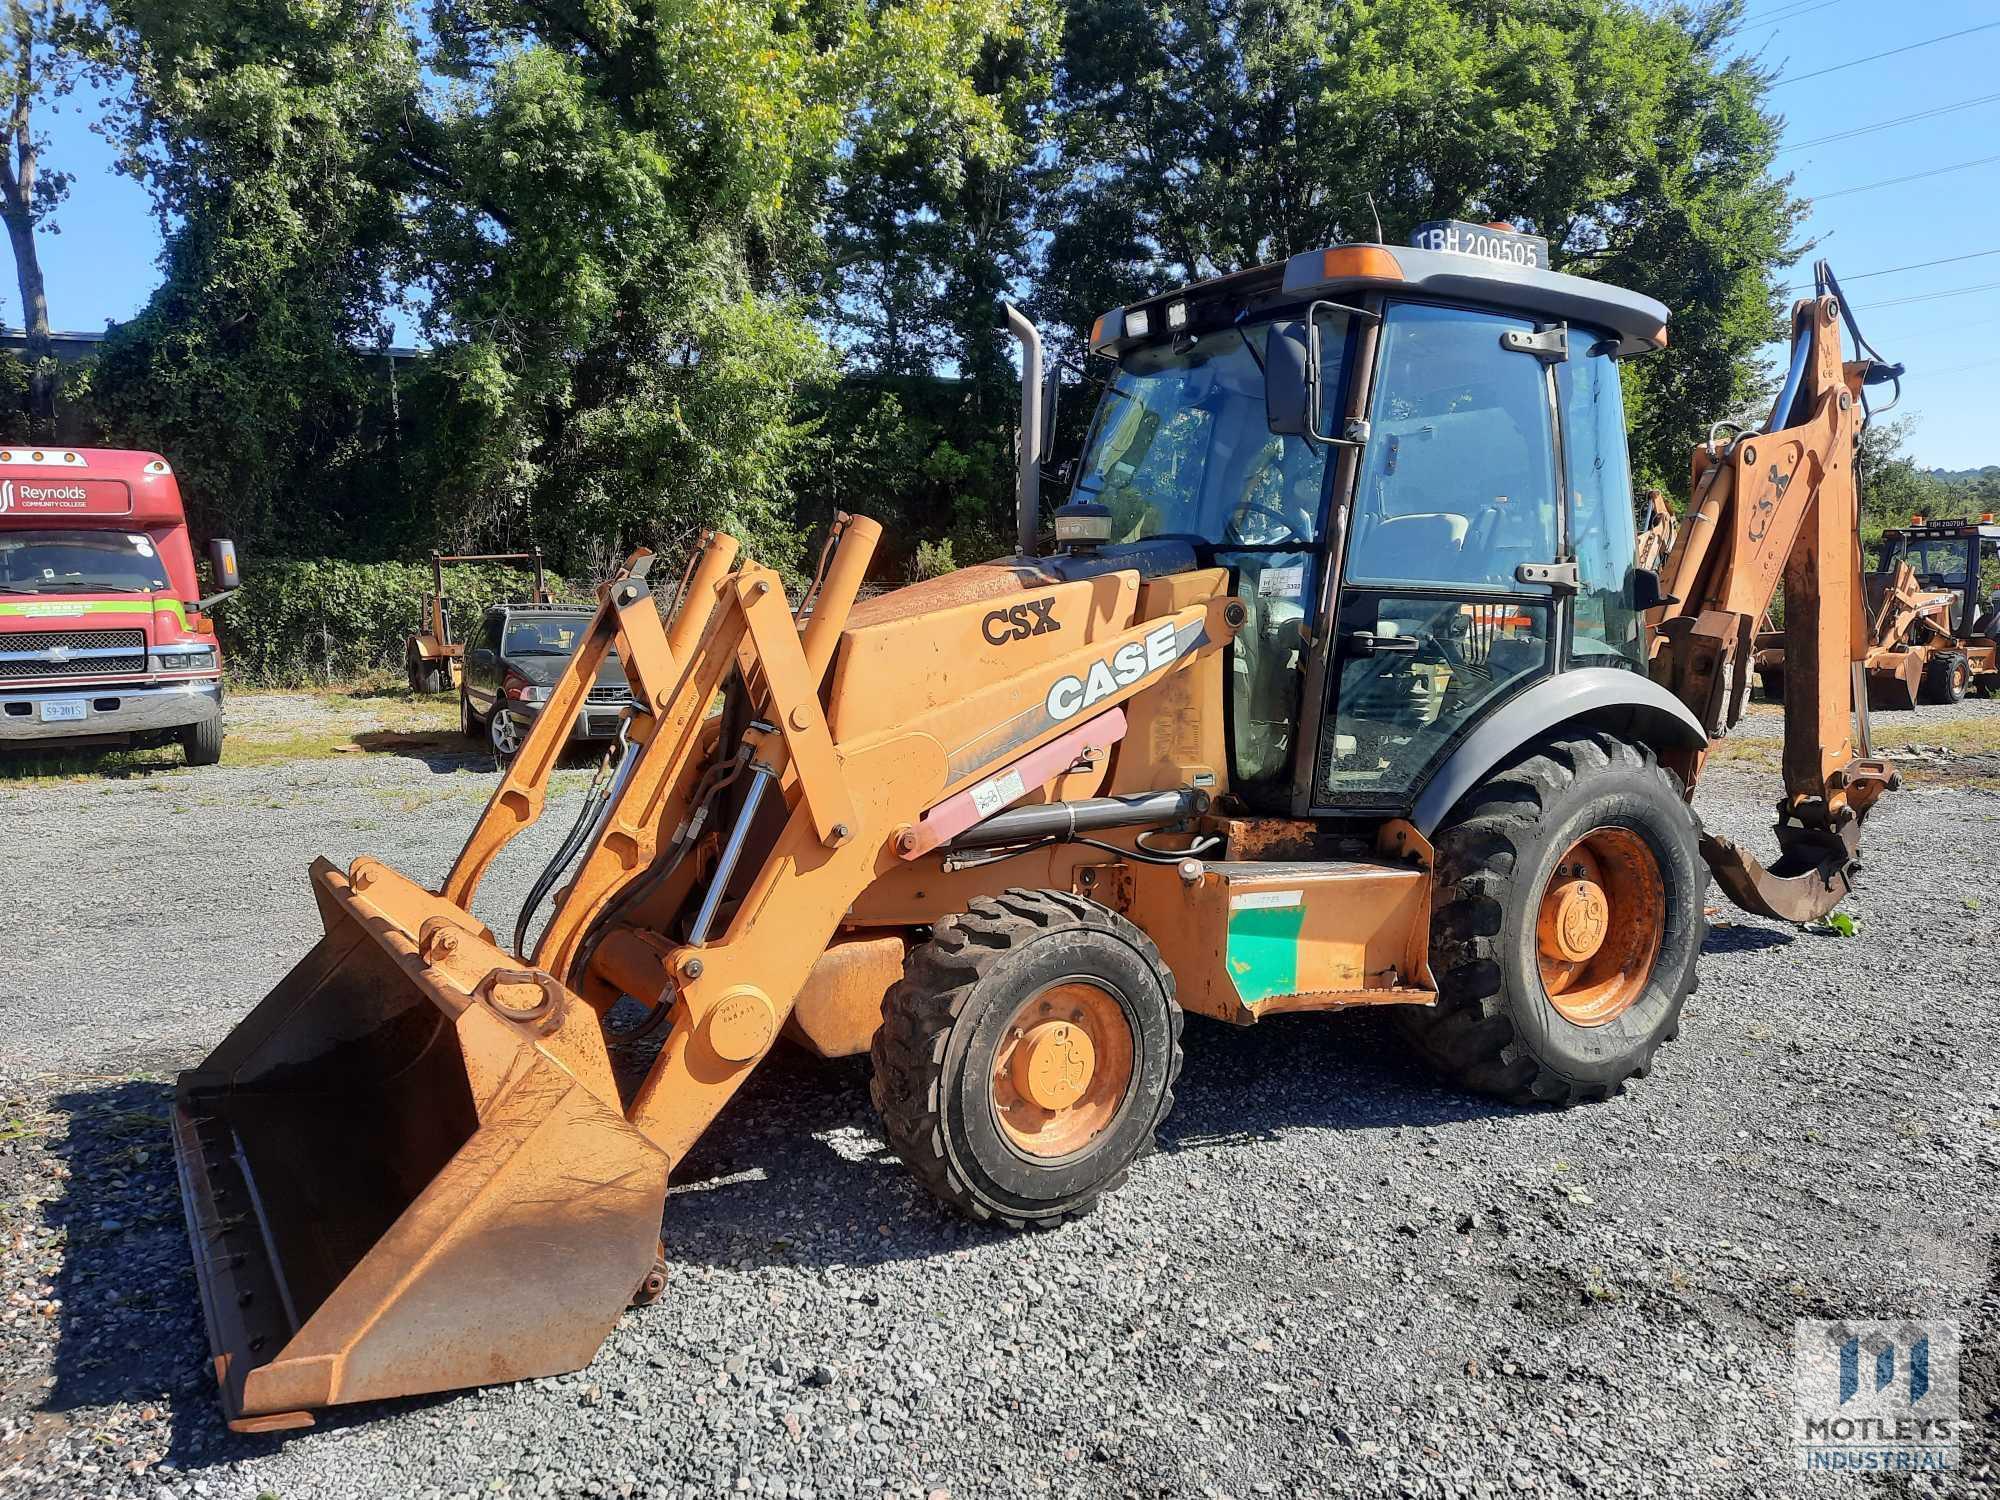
(514, 717), (635, 960)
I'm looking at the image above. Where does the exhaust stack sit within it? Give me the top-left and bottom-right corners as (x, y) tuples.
(1002, 302), (1042, 557)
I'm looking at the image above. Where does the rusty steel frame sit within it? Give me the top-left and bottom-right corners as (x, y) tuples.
(408, 549), (551, 666)
(1756, 548), (1987, 710)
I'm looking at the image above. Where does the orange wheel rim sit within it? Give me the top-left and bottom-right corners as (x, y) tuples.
(1536, 827), (1663, 1027)
(991, 981), (1135, 1159)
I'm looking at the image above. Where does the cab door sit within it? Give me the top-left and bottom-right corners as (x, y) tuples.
(1310, 300), (1565, 812)
(466, 611), (504, 716)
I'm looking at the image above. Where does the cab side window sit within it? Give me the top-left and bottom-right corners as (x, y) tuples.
(1559, 338), (1644, 670)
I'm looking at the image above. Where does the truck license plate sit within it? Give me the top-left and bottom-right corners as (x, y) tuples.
(39, 700), (86, 723)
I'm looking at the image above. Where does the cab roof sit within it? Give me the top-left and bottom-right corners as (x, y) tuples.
(1881, 519), (2000, 541)
(1091, 241), (1670, 360)
(0, 444), (173, 478)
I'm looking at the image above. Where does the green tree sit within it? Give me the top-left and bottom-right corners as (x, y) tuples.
(1036, 0), (1800, 493)
(811, 0), (1060, 566)
(81, 0), (420, 551)
(82, 0), (1039, 575)
(0, 0), (77, 437)
(1857, 416), (1950, 541)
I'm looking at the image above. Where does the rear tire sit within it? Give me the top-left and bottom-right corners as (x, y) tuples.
(870, 890), (1182, 1229)
(180, 716), (224, 767)
(1920, 649), (1969, 706)
(1396, 733), (1705, 1105)
(1757, 669), (1784, 704)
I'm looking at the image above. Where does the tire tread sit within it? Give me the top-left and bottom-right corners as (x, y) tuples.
(1397, 732), (1705, 1106)
(870, 888), (1182, 1230)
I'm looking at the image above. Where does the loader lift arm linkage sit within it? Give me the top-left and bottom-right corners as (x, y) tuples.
(1649, 272), (1898, 921)
(174, 511), (1239, 1429)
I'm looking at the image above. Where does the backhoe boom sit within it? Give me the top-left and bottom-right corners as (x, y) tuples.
(1649, 282), (1896, 921)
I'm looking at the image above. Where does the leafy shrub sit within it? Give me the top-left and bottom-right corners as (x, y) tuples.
(212, 559), (584, 686)
(911, 538), (956, 580)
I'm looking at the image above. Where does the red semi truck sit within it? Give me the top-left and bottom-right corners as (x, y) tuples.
(0, 447), (239, 764)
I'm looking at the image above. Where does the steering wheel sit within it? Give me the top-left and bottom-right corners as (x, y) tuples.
(1223, 500), (1306, 546)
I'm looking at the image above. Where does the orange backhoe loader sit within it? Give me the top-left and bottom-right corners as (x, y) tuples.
(404, 549), (550, 693)
(173, 229), (1899, 1430)
(1755, 515), (2000, 708)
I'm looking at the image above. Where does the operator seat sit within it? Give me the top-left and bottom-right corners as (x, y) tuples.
(1364, 512), (1469, 578)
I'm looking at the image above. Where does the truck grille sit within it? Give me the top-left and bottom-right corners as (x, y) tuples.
(586, 684), (631, 706)
(0, 627), (149, 680)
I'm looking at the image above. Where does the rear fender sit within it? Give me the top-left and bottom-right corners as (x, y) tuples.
(1409, 668), (1707, 836)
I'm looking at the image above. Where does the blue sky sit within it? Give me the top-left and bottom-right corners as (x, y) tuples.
(23, 0), (2000, 470)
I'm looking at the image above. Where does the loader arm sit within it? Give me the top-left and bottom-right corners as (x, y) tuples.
(1648, 282), (1897, 922)
(175, 514), (1237, 1430)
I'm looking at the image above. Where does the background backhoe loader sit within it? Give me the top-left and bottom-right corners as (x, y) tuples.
(174, 226), (1899, 1431)
(404, 549), (550, 692)
(1756, 515), (2000, 708)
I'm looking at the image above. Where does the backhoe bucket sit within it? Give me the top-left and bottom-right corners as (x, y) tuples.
(1700, 827), (1858, 924)
(172, 857), (668, 1431)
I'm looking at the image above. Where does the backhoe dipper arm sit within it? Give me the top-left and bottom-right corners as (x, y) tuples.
(1648, 287), (1897, 923)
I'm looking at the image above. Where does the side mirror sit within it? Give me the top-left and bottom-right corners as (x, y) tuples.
(1631, 567), (1676, 612)
(1265, 319), (1318, 439)
(208, 538), (241, 591)
(200, 539), (241, 607)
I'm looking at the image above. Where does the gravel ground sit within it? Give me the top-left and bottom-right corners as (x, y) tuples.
(2, 697), (1997, 1499)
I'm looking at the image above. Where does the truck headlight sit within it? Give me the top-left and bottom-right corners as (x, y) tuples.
(155, 645), (217, 672)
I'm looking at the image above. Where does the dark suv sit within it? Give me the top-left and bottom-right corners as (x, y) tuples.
(460, 604), (632, 759)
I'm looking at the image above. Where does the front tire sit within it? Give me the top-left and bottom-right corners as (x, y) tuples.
(1397, 733), (1705, 1105)
(489, 706), (522, 761)
(870, 890), (1183, 1229)
(460, 689), (483, 741)
(1920, 649), (1969, 706)
(180, 716), (224, 767)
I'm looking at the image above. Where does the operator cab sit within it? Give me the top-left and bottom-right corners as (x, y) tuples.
(1873, 520), (2000, 637)
(1072, 226), (1668, 815)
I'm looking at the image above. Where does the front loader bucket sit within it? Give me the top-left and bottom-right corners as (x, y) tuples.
(172, 857), (668, 1431)
(1865, 653), (1922, 712)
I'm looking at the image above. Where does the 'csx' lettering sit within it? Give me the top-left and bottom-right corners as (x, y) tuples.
(982, 599), (1060, 645)
(1045, 621), (1181, 722)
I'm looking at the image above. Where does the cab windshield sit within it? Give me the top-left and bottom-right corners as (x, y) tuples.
(1878, 535), (1971, 588)
(0, 529), (171, 594)
(1072, 315), (1350, 548)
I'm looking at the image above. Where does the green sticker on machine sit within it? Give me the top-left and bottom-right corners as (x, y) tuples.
(1225, 890), (1304, 1004)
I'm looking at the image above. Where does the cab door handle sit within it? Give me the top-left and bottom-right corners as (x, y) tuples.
(1343, 631), (1418, 656)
